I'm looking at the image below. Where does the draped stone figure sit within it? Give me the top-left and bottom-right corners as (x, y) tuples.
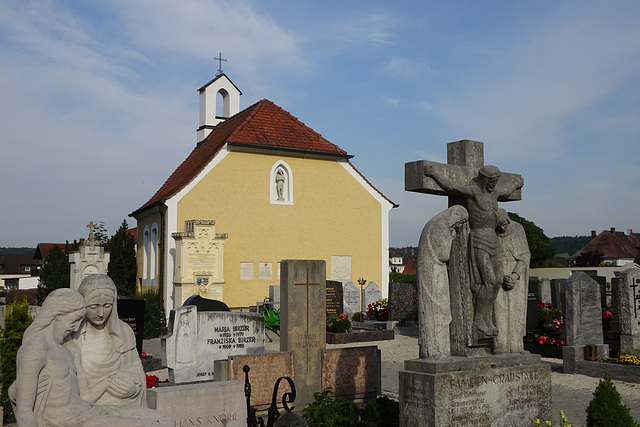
(74, 274), (147, 406)
(494, 209), (530, 354)
(417, 205), (469, 359)
(9, 288), (170, 427)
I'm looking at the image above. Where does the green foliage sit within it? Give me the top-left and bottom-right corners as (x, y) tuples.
(360, 396), (399, 427)
(132, 290), (166, 339)
(352, 312), (364, 322)
(304, 388), (360, 427)
(0, 298), (34, 423)
(327, 313), (352, 333)
(575, 250), (605, 267)
(260, 307), (280, 331)
(550, 236), (592, 257)
(106, 220), (137, 297)
(303, 389), (399, 427)
(36, 244), (71, 305)
(507, 212), (555, 268)
(389, 272), (415, 283)
(586, 374), (639, 427)
(92, 221), (110, 245)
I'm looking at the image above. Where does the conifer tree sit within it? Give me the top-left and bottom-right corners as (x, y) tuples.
(586, 374), (639, 427)
(36, 244), (70, 305)
(106, 219), (137, 296)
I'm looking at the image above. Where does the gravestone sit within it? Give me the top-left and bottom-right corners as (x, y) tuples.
(388, 282), (417, 321)
(363, 281), (382, 311)
(162, 305), (265, 383)
(342, 281), (360, 315)
(538, 278), (552, 304)
(172, 220), (228, 305)
(269, 285), (281, 309)
(562, 271), (608, 373)
(550, 279), (566, 312)
(117, 296), (145, 357)
(610, 275), (622, 333)
(280, 260), (326, 408)
(325, 280), (344, 320)
(526, 279), (539, 332)
(69, 222), (110, 290)
(619, 266), (640, 352)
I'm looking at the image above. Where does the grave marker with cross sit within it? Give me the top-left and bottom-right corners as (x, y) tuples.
(405, 140), (524, 354)
(280, 259), (326, 408)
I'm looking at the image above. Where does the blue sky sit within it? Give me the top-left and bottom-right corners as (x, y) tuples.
(1, 0), (639, 248)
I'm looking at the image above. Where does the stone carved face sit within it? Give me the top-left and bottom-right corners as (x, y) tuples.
(55, 309), (86, 343)
(85, 289), (115, 329)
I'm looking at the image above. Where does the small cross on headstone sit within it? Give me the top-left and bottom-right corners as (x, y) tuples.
(87, 221), (97, 244)
(214, 52), (227, 76)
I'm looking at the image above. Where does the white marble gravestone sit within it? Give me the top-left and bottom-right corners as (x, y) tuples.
(342, 281), (360, 315)
(364, 281), (382, 310)
(69, 222), (110, 290)
(162, 306), (265, 383)
(172, 220), (228, 305)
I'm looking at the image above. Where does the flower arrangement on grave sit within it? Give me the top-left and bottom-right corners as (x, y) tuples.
(327, 313), (352, 333)
(146, 374), (159, 388)
(537, 301), (563, 331)
(535, 334), (566, 347)
(601, 351), (640, 366)
(366, 298), (389, 321)
(602, 306), (614, 319)
(352, 312), (364, 322)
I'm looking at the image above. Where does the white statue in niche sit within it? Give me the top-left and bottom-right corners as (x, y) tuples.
(9, 288), (169, 426)
(73, 274), (147, 406)
(275, 167), (286, 201)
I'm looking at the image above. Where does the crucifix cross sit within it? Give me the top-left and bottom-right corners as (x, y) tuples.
(214, 52), (227, 76)
(87, 221), (97, 241)
(405, 139), (522, 206)
(295, 268), (320, 371)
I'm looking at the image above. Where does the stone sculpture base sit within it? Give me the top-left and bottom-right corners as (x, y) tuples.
(399, 353), (551, 427)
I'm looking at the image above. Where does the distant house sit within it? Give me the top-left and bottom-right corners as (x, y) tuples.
(0, 254), (39, 290)
(389, 250), (416, 274)
(574, 228), (640, 267)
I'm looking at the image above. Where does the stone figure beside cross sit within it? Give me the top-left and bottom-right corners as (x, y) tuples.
(406, 140), (525, 354)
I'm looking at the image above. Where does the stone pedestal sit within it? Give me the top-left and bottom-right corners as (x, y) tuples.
(562, 344), (609, 374)
(399, 354), (551, 427)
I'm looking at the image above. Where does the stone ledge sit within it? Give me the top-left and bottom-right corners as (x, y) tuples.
(404, 353), (543, 374)
(571, 360), (640, 383)
(326, 329), (394, 344)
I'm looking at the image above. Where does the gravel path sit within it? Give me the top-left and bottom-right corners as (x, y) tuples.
(146, 330), (640, 427)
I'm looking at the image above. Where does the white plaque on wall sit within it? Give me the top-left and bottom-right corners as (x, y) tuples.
(259, 262), (272, 279)
(331, 255), (352, 283)
(240, 263), (254, 280)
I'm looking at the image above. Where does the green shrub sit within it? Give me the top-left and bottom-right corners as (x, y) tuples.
(132, 290), (166, 339)
(389, 273), (415, 283)
(586, 374), (639, 427)
(0, 298), (34, 423)
(327, 313), (352, 333)
(352, 312), (364, 322)
(360, 396), (399, 427)
(304, 388), (359, 427)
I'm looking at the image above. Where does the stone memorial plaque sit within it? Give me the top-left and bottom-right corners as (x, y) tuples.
(364, 281), (382, 310)
(331, 255), (351, 283)
(162, 306), (265, 383)
(564, 271), (603, 347)
(326, 280), (344, 320)
(259, 262), (272, 279)
(240, 262), (254, 280)
(280, 259), (326, 408)
(343, 281), (360, 315)
(620, 266), (640, 351)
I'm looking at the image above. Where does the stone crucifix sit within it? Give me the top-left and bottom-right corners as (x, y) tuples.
(406, 140), (524, 353)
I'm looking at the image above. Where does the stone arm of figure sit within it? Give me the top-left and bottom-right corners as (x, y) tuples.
(13, 342), (48, 426)
(502, 248), (530, 291)
(424, 163), (474, 197)
(497, 175), (524, 199)
(106, 371), (140, 399)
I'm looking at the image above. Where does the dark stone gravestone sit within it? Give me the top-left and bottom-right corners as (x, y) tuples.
(183, 294), (231, 311)
(550, 279), (566, 312)
(117, 296), (145, 357)
(388, 282), (417, 321)
(325, 280), (343, 321)
(526, 278), (539, 332)
(594, 275), (607, 307)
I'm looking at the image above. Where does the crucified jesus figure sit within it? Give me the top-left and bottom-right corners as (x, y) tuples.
(424, 163), (524, 337)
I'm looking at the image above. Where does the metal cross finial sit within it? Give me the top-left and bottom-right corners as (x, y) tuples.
(215, 52), (227, 76)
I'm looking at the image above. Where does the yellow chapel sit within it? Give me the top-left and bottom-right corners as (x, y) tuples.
(130, 73), (396, 313)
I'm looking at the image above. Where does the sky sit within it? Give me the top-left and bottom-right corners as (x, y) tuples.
(1, 0), (640, 248)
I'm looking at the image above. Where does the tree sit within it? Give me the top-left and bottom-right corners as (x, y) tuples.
(92, 221), (109, 246)
(105, 220), (137, 297)
(575, 250), (605, 267)
(0, 298), (34, 423)
(507, 212), (556, 268)
(36, 245), (70, 305)
(586, 374), (639, 427)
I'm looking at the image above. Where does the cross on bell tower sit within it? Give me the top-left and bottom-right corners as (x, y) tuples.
(214, 52), (227, 76)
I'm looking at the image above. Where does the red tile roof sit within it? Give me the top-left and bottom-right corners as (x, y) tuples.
(131, 99), (364, 216)
(34, 243), (67, 260)
(575, 228), (640, 260)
